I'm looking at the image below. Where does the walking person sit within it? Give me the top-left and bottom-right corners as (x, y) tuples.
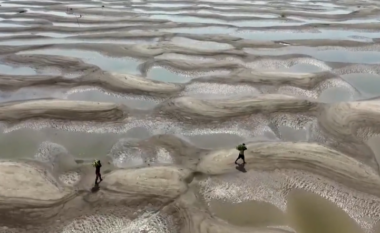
(235, 143), (247, 164)
(93, 159), (103, 185)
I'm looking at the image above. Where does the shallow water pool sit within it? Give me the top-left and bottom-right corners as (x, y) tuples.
(0, 38), (156, 46)
(147, 67), (191, 83)
(0, 64), (36, 75)
(0, 22), (27, 27)
(0, 128), (127, 159)
(245, 46), (380, 64)
(341, 73), (380, 96)
(27, 9), (79, 17)
(20, 49), (142, 74)
(287, 16), (380, 24)
(236, 29), (380, 41)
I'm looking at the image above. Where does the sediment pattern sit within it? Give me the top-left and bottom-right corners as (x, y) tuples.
(1, 0), (380, 232)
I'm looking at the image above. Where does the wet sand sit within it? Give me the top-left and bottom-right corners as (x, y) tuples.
(0, 0), (380, 233)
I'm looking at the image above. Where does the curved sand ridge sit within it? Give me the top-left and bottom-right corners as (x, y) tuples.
(0, 94), (320, 137)
(3, 44), (380, 81)
(197, 141), (380, 196)
(0, 54), (360, 110)
(4, 44), (380, 92)
(106, 72), (184, 97)
(1, 0), (380, 232)
(1, 135), (380, 232)
(0, 59), (352, 101)
(191, 69), (356, 99)
(155, 94), (320, 121)
(0, 71), (184, 97)
(318, 101), (380, 141)
(0, 99), (126, 122)
(194, 68), (337, 89)
(0, 161), (69, 202)
(106, 134), (380, 196)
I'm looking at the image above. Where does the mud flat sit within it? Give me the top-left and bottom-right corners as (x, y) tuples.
(1, 0), (380, 233)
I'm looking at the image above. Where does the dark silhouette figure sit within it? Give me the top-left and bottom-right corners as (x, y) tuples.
(93, 160), (103, 185)
(235, 143), (247, 164)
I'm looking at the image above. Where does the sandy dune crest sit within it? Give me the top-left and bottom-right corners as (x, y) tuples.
(156, 94), (319, 120)
(102, 166), (193, 198)
(318, 101), (380, 141)
(197, 141), (380, 195)
(0, 99), (127, 122)
(196, 68), (337, 89)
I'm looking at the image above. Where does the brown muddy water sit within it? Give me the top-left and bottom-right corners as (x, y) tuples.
(0, 0), (380, 232)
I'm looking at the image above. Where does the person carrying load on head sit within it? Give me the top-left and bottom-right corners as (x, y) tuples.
(93, 159), (103, 185)
(235, 143), (247, 164)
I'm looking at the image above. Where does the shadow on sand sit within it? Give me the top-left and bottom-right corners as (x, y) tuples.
(235, 163), (247, 173)
(91, 180), (103, 193)
(91, 183), (100, 193)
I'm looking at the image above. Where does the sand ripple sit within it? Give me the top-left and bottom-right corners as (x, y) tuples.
(1, 0), (380, 232)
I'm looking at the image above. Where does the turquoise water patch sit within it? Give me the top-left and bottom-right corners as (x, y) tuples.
(318, 87), (355, 103)
(147, 67), (190, 83)
(0, 128), (126, 159)
(236, 29), (380, 41)
(288, 16), (380, 24)
(0, 86), (68, 102)
(0, 38), (155, 45)
(0, 64), (36, 75)
(245, 46), (380, 64)
(27, 9), (79, 17)
(20, 49), (141, 74)
(0, 3), (42, 8)
(0, 22), (27, 27)
(341, 73), (380, 96)
(286, 63), (324, 73)
(2, 18), (35, 22)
